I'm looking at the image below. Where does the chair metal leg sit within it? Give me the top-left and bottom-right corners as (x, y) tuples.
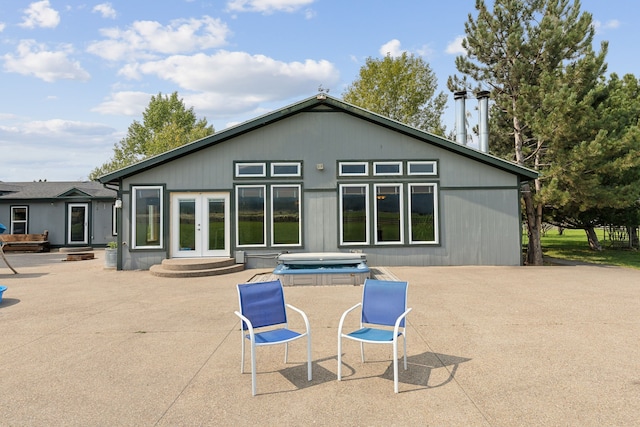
(393, 337), (399, 393)
(284, 342), (288, 363)
(403, 334), (408, 370)
(360, 342), (365, 363)
(240, 332), (245, 373)
(307, 333), (312, 381)
(337, 335), (342, 380)
(250, 342), (257, 396)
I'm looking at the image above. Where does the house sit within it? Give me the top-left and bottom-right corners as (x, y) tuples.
(0, 181), (117, 248)
(98, 94), (537, 271)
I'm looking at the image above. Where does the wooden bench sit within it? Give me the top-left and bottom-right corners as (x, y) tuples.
(0, 230), (50, 252)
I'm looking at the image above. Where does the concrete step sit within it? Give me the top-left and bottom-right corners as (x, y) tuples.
(157, 257), (237, 271)
(149, 261), (244, 278)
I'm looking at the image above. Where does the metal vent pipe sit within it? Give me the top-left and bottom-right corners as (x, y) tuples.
(477, 90), (490, 153)
(454, 91), (467, 145)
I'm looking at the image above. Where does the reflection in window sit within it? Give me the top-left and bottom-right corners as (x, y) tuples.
(340, 184), (369, 244)
(132, 186), (163, 248)
(236, 186), (266, 246)
(272, 185), (301, 246)
(11, 206), (28, 234)
(409, 184), (438, 243)
(375, 184), (402, 243)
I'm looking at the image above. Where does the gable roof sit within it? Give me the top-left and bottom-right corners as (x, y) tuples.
(98, 94), (538, 184)
(0, 181), (116, 200)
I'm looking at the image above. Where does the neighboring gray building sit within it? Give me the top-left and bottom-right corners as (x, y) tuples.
(0, 181), (117, 248)
(99, 95), (537, 270)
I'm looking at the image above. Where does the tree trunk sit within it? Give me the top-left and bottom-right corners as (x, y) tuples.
(585, 227), (603, 251)
(523, 182), (544, 265)
(628, 226), (639, 249)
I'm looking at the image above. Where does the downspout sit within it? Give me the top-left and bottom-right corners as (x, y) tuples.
(454, 91), (467, 145)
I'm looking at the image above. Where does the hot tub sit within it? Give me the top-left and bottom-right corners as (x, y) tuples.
(273, 252), (370, 286)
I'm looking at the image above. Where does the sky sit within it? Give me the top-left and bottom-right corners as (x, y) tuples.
(0, 0), (637, 182)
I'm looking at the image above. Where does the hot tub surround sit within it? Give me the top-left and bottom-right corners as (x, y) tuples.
(273, 252), (370, 286)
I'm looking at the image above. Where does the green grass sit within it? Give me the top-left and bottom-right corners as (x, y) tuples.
(531, 228), (640, 270)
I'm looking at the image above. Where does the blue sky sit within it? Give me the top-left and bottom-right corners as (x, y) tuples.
(0, 0), (636, 181)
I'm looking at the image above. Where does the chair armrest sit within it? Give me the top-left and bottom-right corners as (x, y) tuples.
(234, 310), (256, 342)
(393, 307), (413, 336)
(338, 302), (362, 335)
(286, 304), (311, 335)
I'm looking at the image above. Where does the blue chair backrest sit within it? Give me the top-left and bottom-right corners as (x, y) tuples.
(237, 280), (288, 330)
(0, 223), (6, 234)
(361, 279), (408, 327)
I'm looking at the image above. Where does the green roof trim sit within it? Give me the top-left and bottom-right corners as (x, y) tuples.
(98, 95), (538, 184)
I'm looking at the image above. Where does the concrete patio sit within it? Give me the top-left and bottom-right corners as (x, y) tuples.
(1, 250), (639, 426)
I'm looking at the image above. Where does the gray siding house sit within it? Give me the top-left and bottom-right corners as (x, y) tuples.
(0, 181), (117, 248)
(98, 95), (537, 270)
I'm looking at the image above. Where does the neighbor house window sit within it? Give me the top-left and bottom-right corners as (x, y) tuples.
(408, 161), (437, 176)
(373, 161), (402, 176)
(271, 162), (301, 177)
(339, 162), (368, 176)
(409, 183), (438, 243)
(11, 206), (28, 234)
(339, 184), (369, 245)
(374, 184), (403, 244)
(271, 185), (301, 246)
(235, 162), (266, 178)
(236, 185), (266, 247)
(132, 186), (163, 249)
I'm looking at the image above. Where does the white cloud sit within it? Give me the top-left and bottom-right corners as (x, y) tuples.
(379, 39), (404, 57)
(87, 16), (230, 61)
(19, 0), (60, 29)
(93, 3), (117, 19)
(0, 118), (120, 181)
(446, 35), (466, 55)
(594, 19), (621, 34)
(227, 0), (315, 14)
(91, 91), (155, 116)
(0, 22), (5, 32)
(3, 40), (90, 82)
(123, 51), (339, 99)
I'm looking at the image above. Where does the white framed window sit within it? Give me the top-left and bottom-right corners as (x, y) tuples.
(236, 185), (267, 247)
(235, 162), (266, 178)
(271, 184), (302, 246)
(339, 184), (369, 245)
(408, 161), (437, 176)
(408, 183), (439, 244)
(131, 186), (163, 249)
(271, 162), (301, 177)
(339, 162), (368, 176)
(373, 161), (402, 176)
(11, 206), (28, 234)
(374, 184), (403, 244)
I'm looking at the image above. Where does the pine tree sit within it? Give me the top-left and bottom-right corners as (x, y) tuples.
(449, 0), (607, 264)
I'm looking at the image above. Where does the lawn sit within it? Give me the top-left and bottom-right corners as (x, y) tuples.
(530, 227), (640, 270)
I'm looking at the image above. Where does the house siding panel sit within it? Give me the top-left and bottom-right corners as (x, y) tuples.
(111, 98), (533, 270)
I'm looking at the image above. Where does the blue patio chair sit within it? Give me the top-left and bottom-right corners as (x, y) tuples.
(337, 278), (412, 393)
(234, 279), (312, 396)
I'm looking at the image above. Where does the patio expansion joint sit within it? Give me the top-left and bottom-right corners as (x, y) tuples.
(409, 318), (494, 426)
(152, 320), (237, 426)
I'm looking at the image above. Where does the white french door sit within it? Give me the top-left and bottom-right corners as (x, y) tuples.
(171, 193), (230, 258)
(68, 203), (89, 245)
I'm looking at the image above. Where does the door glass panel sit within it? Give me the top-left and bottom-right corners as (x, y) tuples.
(179, 199), (196, 251)
(70, 206), (86, 242)
(208, 199), (225, 251)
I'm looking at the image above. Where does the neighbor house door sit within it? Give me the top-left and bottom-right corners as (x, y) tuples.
(171, 193), (230, 258)
(68, 203), (89, 245)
